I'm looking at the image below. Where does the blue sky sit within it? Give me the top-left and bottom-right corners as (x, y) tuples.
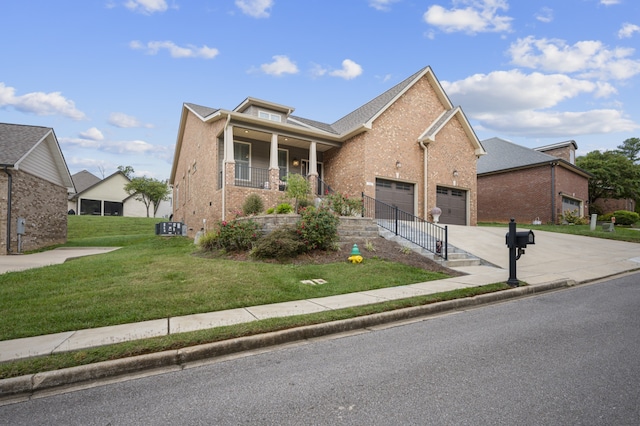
(2, 0), (639, 181)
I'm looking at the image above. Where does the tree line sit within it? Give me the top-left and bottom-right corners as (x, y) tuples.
(576, 137), (640, 213)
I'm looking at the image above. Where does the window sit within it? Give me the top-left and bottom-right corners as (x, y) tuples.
(396, 182), (412, 191)
(234, 142), (251, 180)
(258, 110), (282, 122)
(376, 180), (392, 189)
(452, 189), (464, 197)
(437, 187), (448, 195)
(278, 149), (288, 180)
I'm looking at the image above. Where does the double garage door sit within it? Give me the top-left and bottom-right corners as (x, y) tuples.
(436, 186), (467, 225)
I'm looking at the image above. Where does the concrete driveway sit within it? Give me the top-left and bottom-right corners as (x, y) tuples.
(447, 225), (640, 284)
(0, 247), (120, 274)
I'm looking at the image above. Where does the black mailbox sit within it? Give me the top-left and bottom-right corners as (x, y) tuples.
(506, 230), (535, 248)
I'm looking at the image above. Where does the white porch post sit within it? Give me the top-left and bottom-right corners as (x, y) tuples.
(269, 133), (279, 169)
(309, 142), (318, 176)
(224, 124), (234, 163)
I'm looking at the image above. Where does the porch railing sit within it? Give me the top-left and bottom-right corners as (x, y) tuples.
(361, 193), (448, 259)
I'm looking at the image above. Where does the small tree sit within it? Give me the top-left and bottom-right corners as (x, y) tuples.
(117, 165), (135, 179)
(124, 177), (171, 217)
(284, 173), (310, 212)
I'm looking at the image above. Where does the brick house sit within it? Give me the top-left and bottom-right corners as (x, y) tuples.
(0, 123), (74, 255)
(169, 66), (486, 236)
(477, 138), (592, 224)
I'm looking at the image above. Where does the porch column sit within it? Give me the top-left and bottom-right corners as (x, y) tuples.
(222, 123), (234, 220)
(308, 142), (318, 196)
(269, 133), (280, 190)
(224, 124), (234, 163)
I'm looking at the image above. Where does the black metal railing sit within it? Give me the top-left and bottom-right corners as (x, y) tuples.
(317, 178), (335, 196)
(234, 165), (276, 190)
(361, 193), (448, 259)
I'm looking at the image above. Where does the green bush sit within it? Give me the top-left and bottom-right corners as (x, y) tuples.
(325, 192), (363, 216)
(296, 206), (339, 250)
(266, 207), (275, 214)
(612, 210), (640, 226)
(562, 209), (586, 225)
(200, 219), (261, 252)
(275, 203), (293, 214)
(242, 194), (264, 216)
(250, 227), (306, 260)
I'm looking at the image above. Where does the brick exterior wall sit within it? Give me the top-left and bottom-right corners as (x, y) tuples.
(478, 164), (589, 224)
(538, 146), (572, 163)
(172, 114), (225, 235)
(325, 77), (479, 225)
(555, 165), (589, 219)
(592, 197), (636, 215)
(0, 170), (67, 255)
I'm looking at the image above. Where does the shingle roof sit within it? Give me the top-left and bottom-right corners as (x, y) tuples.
(477, 137), (559, 174)
(185, 103), (219, 119)
(71, 170), (102, 193)
(330, 66), (429, 134)
(0, 122), (52, 165)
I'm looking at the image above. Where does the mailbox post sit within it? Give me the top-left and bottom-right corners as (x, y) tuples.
(505, 218), (535, 287)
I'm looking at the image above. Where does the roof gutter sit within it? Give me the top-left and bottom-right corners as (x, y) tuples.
(2, 165), (12, 254)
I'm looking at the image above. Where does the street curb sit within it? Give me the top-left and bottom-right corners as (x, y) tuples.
(0, 279), (573, 402)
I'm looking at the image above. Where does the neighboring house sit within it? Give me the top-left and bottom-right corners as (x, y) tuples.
(477, 138), (592, 224)
(0, 123), (74, 255)
(69, 170), (173, 218)
(170, 66), (486, 236)
(591, 197), (636, 215)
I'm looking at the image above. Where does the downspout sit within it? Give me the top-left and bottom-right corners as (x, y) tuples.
(221, 114), (231, 221)
(2, 166), (12, 254)
(419, 140), (429, 219)
(550, 162), (557, 224)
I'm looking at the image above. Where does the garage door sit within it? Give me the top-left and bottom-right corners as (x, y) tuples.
(376, 179), (414, 216)
(436, 186), (467, 225)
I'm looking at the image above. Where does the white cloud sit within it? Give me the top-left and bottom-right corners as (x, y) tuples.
(79, 127), (104, 141)
(130, 40), (219, 59)
(260, 55), (299, 76)
(443, 70), (615, 114)
(108, 112), (153, 128)
(442, 70), (637, 137)
(535, 7), (553, 23)
(235, 0), (273, 18)
(369, 0), (399, 11)
(0, 83), (86, 120)
(424, 0), (512, 34)
(508, 36), (640, 80)
(329, 59), (363, 80)
(618, 23), (640, 39)
(59, 137), (102, 149)
(600, 0), (620, 5)
(476, 109), (638, 137)
(125, 0), (168, 14)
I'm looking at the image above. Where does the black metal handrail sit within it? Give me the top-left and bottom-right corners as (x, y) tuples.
(361, 193), (447, 259)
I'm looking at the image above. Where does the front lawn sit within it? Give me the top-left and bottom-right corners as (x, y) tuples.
(0, 216), (451, 341)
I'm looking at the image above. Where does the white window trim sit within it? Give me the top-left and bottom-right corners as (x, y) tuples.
(258, 110), (282, 122)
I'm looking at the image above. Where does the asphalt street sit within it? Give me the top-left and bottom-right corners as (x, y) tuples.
(2, 272), (639, 425)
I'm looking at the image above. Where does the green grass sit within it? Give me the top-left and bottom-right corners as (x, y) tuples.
(479, 221), (640, 243)
(0, 283), (509, 379)
(0, 216), (450, 341)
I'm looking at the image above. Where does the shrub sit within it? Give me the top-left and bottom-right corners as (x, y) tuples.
(242, 194), (264, 216)
(200, 219), (261, 252)
(275, 203), (293, 214)
(325, 192), (363, 216)
(612, 210), (640, 226)
(284, 173), (310, 211)
(251, 227), (306, 260)
(266, 207), (275, 214)
(562, 209), (587, 225)
(296, 206), (339, 251)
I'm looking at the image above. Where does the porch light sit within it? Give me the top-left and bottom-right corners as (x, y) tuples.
(453, 170), (459, 177)
(396, 161), (401, 169)
(292, 158), (300, 167)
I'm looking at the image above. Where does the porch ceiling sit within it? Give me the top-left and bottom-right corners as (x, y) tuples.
(233, 127), (335, 152)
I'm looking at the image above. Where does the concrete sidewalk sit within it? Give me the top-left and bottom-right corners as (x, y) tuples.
(1, 228), (639, 365)
(0, 247), (121, 274)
